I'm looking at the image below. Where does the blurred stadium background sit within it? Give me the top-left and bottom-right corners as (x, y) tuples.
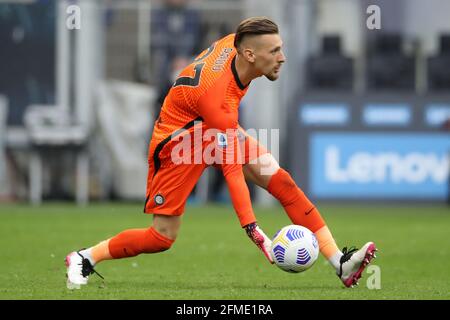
(1, 0), (449, 205)
(0, 0), (449, 299)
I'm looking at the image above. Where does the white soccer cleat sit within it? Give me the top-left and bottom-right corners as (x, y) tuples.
(245, 223), (274, 264)
(337, 242), (377, 288)
(65, 251), (88, 289)
(65, 250), (103, 289)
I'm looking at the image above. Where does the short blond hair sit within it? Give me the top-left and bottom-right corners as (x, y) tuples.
(234, 17), (279, 51)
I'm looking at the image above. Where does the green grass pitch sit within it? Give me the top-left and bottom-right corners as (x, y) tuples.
(0, 203), (449, 300)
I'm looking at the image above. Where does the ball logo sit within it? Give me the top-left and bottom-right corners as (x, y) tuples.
(272, 245), (285, 263)
(272, 229), (289, 247)
(286, 229), (304, 241)
(296, 248), (311, 265)
(154, 194), (165, 205)
(312, 235), (318, 249)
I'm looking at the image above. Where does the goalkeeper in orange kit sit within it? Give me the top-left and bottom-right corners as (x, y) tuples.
(66, 17), (376, 289)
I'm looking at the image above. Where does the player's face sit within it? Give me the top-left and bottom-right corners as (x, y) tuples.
(253, 34), (286, 81)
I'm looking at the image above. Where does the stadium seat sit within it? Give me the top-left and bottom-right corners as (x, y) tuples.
(23, 105), (89, 205)
(306, 35), (354, 91)
(366, 33), (416, 91)
(427, 34), (450, 91)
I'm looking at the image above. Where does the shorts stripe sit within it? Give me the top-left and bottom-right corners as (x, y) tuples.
(152, 116), (203, 177)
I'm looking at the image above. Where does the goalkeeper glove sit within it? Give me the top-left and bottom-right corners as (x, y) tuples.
(245, 222), (274, 264)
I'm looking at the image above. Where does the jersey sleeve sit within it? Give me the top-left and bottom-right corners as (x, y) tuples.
(218, 131), (256, 228)
(196, 72), (238, 131)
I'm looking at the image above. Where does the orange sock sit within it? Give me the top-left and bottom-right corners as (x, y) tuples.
(267, 168), (325, 233)
(315, 226), (342, 269)
(91, 240), (113, 264)
(107, 227), (174, 259)
(267, 169), (342, 270)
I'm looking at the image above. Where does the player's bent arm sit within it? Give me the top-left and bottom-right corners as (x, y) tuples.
(222, 156), (274, 264)
(196, 75), (238, 131)
(223, 166), (256, 227)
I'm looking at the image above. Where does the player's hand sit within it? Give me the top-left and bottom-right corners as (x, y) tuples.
(244, 222), (274, 264)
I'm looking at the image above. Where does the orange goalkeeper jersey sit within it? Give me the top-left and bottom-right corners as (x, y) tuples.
(150, 34), (247, 151)
(148, 33), (255, 226)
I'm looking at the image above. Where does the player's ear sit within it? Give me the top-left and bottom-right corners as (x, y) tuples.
(243, 48), (255, 63)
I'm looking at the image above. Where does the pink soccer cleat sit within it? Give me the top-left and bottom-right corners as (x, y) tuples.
(337, 242), (378, 288)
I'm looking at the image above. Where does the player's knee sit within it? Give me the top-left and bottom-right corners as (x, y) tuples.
(160, 240), (173, 252)
(140, 227), (175, 254)
(247, 154), (280, 188)
(152, 224), (179, 243)
(268, 168), (310, 205)
(152, 214), (181, 241)
(268, 168), (298, 194)
(147, 236), (174, 253)
(276, 168), (298, 189)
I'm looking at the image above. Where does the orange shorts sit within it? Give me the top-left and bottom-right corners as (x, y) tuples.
(143, 129), (268, 215)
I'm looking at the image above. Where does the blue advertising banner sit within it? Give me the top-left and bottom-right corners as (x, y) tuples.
(310, 133), (450, 199)
(363, 104), (411, 126)
(300, 104), (350, 126)
(425, 104), (450, 127)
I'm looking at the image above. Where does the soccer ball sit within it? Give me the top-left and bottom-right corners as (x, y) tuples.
(270, 225), (319, 273)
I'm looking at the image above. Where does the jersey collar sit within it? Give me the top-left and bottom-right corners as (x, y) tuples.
(231, 56), (249, 90)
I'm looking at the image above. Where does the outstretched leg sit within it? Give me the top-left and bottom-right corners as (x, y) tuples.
(243, 154), (342, 267)
(66, 214), (179, 289)
(243, 153), (377, 287)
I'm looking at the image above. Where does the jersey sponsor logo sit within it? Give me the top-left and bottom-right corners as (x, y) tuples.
(217, 132), (228, 148)
(154, 194), (165, 205)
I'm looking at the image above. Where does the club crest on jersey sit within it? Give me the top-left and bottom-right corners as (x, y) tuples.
(217, 132), (228, 148)
(154, 194), (165, 205)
